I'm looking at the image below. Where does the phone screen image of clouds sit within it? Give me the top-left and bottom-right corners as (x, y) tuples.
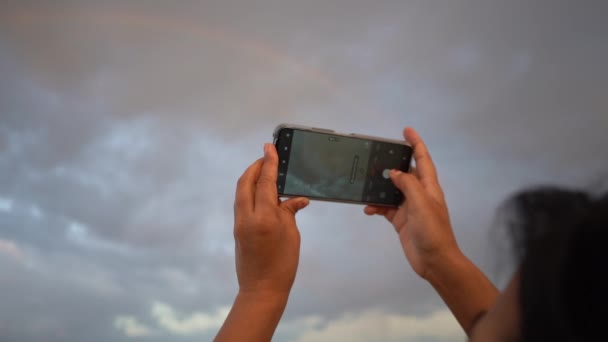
(285, 131), (372, 201)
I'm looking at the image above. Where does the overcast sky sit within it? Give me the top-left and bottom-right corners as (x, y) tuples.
(0, 1), (607, 341)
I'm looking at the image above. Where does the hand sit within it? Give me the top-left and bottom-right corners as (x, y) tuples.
(364, 127), (461, 280)
(233, 143), (310, 298)
(216, 145), (309, 341)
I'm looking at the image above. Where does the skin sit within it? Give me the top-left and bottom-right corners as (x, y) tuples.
(215, 143), (309, 342)
(364, 128), (500, 336)
(469, 274), (521, 342)
(216, 127), (514, 342)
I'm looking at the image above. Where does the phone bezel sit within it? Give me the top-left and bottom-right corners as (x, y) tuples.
(273, 123), (413, 207)
(273, 123), (413, 148)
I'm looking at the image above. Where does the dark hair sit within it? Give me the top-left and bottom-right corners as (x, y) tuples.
(504, 187), (608, 341)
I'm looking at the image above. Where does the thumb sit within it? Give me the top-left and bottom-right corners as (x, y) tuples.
(280, 197), (310, 216)
(389, 170), (424, 203)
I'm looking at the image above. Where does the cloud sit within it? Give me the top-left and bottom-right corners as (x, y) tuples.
(0, 239), (24, 262)
(0, 196), (13, 212)
(151, 302), (230, 335)
(291, 308), (463, 342)
(114, 316), (155, 338)
(114, 302), (230, 338)
(113, 303), (463, 341)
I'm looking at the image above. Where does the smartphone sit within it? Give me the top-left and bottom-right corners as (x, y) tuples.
(273, 124), (413, 207)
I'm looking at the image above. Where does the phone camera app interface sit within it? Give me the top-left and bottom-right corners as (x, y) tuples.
(363, 141), (411, 205)
(277, 129), (412, 205)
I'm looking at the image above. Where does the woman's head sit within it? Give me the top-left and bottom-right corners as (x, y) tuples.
(471, 186), (608, 341)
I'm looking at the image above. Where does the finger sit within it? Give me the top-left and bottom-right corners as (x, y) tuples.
(364, 205), (387, 215)
(390, 169), (425, 204)
(364, 206), (378, 215)
(408, 165), (418, 177)
(280, 197), (310, 216)
(403, 127), (439, 187)
(384, 208), (397, 222)
(364, 205), (397, 221)
(235, 158), (264, 214)
(255, 143), (280, 207)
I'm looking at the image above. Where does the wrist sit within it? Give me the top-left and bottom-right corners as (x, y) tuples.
(423, 247), (468, 283)
(215, 290), (290, 341)
(236, 290), (290, 310)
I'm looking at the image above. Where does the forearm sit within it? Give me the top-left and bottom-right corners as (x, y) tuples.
(425, 250), (499, 336)
(215, 292), (288, 342)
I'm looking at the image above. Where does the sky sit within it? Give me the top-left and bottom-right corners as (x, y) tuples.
(0, 1), (607, 341)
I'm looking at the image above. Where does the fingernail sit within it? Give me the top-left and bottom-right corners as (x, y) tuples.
(390, 169), (402, 176)
(299, 198), (310, 209)
(263, 144), (269, 155)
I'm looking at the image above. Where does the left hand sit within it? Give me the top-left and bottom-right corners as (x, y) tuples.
(233, 143), (310, 298)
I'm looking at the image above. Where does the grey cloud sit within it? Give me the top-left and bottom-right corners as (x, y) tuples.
(0, 206), (239, 342)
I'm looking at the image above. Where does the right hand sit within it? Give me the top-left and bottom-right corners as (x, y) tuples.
(364, 127), (461, 280)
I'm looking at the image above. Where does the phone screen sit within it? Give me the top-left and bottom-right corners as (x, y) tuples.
(275, 128), (412, 206)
